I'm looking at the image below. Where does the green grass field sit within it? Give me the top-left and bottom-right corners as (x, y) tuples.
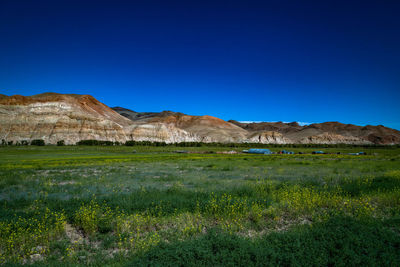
(1, 146), (399, 266)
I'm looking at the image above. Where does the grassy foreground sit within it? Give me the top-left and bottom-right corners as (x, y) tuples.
(0, 146), (399, 266)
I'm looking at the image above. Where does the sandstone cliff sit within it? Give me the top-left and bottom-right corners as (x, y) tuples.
(1, 93), (399, 145)
(111, 107), (248, 143)
(230, 120), (400, 145)
(247, 131), (291, 144)
(0, 93), (197, 144)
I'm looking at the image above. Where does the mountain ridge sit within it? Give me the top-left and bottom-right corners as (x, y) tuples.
(1, 93), (399, 145)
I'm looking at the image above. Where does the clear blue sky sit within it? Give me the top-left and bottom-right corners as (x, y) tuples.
(1, 0), (399, 129)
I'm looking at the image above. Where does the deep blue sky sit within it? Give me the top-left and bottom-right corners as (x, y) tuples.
(1, 0), (399, 129)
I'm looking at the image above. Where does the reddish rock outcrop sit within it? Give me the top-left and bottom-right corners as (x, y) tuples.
(230, 120), (400, 145)
(1, 93), (399, 145)
(0, 93), (197, 144)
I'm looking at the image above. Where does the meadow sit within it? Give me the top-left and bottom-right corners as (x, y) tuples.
(0, 145), (399, 266)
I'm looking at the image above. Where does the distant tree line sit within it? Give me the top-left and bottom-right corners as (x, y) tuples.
(1, 138), (400, 149)
(124, 141), (400, 149)
(76, 140), (122, 146)
(1, 139), (45, 146)
(75, 140), (400, 149)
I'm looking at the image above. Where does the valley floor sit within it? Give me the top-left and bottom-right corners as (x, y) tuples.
(0, 146), (399, 266)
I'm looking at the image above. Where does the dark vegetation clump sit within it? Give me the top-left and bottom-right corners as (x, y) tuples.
(1, 138), (400, 149)
(131, 217), (400, 266)
(56, 140), (65, 146)
(123, 141), (400, 149)
(76, 139), (115, 146)
(30, 139), (45, 146)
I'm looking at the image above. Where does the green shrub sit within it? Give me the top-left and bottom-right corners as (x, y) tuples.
(0, 205), (66, 264)
(76, 140), (114, 146)
(129, 217), (400, 266)
(74, 200), (114, 236)
(30, 139), (45, 146)
(56, 140), (65, 146)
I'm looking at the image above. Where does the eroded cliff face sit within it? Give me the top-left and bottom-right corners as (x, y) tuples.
(0, 99), (125, 144)
(0, 93), (199, 144)
(125, 122), (200, 143)
(230, 120), (400, 145)
(247, 131), (291, 144)
(1, 93), (399, 145)
(299, 132), (370, 145)
(148, 114), (249, 143)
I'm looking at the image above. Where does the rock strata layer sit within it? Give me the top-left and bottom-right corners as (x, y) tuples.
(1, 93), (399, 145)
(0, 93), (197, 144)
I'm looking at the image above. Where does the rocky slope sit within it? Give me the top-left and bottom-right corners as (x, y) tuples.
(114, 108), (400, 145)
(229, 121), (400, 145)
(1, 93), (399, 145)
(0, 93), (197, 144)
(111, 107), (248, 143)
(111, 107), (165, 122)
